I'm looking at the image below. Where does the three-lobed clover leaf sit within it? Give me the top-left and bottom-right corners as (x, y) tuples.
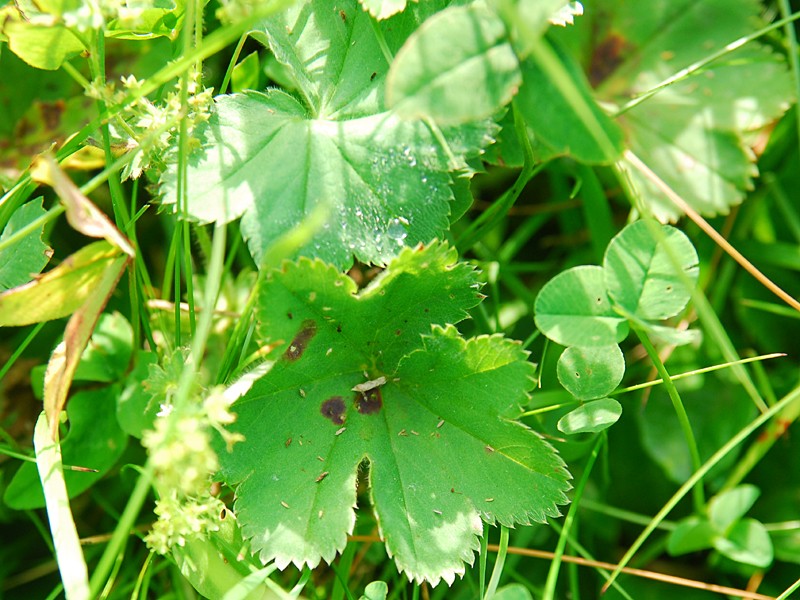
(535, 220), (700, 434)
(217, 242), (571, 585)
(161, 0), (497, 269)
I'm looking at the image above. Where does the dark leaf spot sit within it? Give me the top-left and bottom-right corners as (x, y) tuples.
(370, 71), (377, 81)
(336, 324), (342, 333)
(394, 329), (401, 336)
(287, 311), (293, 320)
(589, 33), (633, 88)
(284, 319), (317, 361)
(321, 397), (346, 424)
(355, 388), (382, 415)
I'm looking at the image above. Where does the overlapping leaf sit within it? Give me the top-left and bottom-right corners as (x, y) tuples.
(555, 0), (794, 220)
(0, 197), (52, 291)
(161, 0), (496, 268)
(217, 243), (570, 584)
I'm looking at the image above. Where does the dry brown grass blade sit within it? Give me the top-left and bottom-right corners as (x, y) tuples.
(347, 535), (772, 599)
(624, 150), (800, 314)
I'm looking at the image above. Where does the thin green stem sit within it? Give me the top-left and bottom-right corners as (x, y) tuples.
(87, 464), (154, 598)
(601, 384), (800, 593)
(543, 435), (603, 600)
(631, 322), (705, 512)
(614, 11), (800, 116)
(612, 353), (786, 395)
(483, 526), (509, 600)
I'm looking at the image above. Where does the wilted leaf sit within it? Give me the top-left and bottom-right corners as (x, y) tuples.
(217, 243), (570, 585)
(31, 153), (134, 257)
(0, 240), (125, 326)
(31, 412), (90, 599)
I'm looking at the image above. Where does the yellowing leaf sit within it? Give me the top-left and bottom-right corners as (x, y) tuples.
(0, 240), (124, 326)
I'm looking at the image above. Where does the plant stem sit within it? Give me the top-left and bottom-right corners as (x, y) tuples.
(543, 434), (603, 600)
(631, 322), (705, 513)
(483, 526), (509, 600)
(87, 464), (154, 598)
(601, 384), (800, 593)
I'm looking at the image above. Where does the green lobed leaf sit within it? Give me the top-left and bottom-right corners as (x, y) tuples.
(0, 197), (52, 291)
(161, 0), (495, 269)
(556, 344), (624, 400)
(555, 0), (794, 220)
(216, 242), (570, 585)
(557, 398), (622, 435)
(603, 220), (699, 321)
(708, 484), (760, 533)
(386, 4), (521, 125)
(4, 387), (128, 509)
(534, 265), (629, 347)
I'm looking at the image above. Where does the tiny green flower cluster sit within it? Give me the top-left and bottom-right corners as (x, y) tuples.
(143, 387), (243, 554)
(87, 72), (214, 180)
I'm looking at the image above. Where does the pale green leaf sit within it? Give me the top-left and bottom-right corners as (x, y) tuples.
(1, 12), (84, 70)
(603, 220), (699, 321)
(73, 312), (133, 383)
(557, 398), (622, 434)
(714, 518), (773, 568)
(359, 581), (389, 600)
(558, 0), (795, 220)
(534, 265), (628, 347)
(557, 344), (624, 400)
(386, 4), (521, 125)
(161, 1), (495, 268)
(0, 197), (52, 291)
(217, 243), (570, 585)
(708, 484), (760, 533)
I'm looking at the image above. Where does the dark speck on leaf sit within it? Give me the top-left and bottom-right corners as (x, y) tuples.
(284, 319), (317, 361)
(355, 388), (382, 414)
(321, 397), (346, 424)
(336, 324), (342, 333)
(287, 311), (293, 320)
